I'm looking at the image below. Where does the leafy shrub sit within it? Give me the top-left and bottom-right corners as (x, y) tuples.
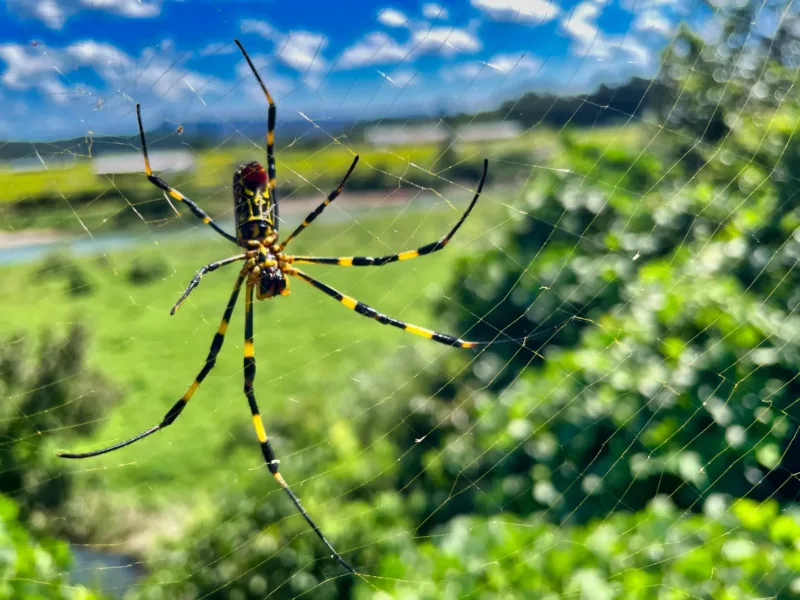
(32, 253), (97, 297)
(0, 325), (121, 518)
(127, 255), (169, 286)
(366, 497), (800, 599)
(0, 493), (105, 599)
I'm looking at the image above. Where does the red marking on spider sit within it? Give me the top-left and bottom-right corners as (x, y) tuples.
(242, 162), (267, 188)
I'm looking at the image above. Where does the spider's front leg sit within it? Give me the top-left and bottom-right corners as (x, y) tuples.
(171, 254), (247, 315)
(289, 158), (488, 267)
(136, 104), (236, 244)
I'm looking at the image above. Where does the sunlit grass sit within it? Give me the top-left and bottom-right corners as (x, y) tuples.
(0, 192), (509, 514)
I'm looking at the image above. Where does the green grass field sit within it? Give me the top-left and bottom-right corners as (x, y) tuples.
(0, 191), (512, 542)
(0, 126), (576, 205)
(1, 141), (453, 205)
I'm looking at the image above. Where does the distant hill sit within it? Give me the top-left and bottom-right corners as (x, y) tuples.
(0, 77), (660, 162)
(492, 77), (661, 128)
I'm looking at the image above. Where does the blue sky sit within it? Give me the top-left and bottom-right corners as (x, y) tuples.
(0, 0), (696, 140)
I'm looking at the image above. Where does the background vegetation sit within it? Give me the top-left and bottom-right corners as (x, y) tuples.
(1, 2), (799, 598)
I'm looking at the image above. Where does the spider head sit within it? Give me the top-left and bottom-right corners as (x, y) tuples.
(233, 162), (275, 245)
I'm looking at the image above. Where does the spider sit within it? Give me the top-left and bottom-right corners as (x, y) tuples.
(59, 39), (498, 574)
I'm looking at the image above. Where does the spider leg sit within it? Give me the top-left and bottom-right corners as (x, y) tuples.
(279, 155), (360, 249)
(289, 267), (479, 348)
(289, 158), (487, 266)
(58, 271), (246, 459)
(170, 254), (247, 315)
(242, 282), (355, 573)
(136, 104), (237, 244)
(235, 39), (280, 230)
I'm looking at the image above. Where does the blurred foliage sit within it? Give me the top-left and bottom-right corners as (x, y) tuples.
(431, 0), (800, 522)
(368, 497), (800, 599)
(0, 493), (104, 599)
(126, 255), (169, 286)
(0, 324), (120, 519)
(129, 2), (800, 598)
(34, 254), (98, 297)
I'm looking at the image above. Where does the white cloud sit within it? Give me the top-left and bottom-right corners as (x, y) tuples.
(382, 68), (419, 87)
(340, 25), (481, 69)
(441, 63), (482, 82)
(234, 53), (292, 100)
(241, 19), (327, 73)
(199, 42), (238, 57)
(39, 79), (70, 103)
(441, 52), (542, 82)
(486, 53), (542, 74)
(0, 40), (218, 106)
(277, 31), (328, 72)
(621, 0), (681, 8)
(241, 19), (276, 39)
(562, 1), (602, 55)
(412, 26), (482, 55)
(422, 3), (449, 19)
(339, 32), (410, 68)
(378, 8), (410, 27)
(471, 0), (559, 24)
(562, 3), (653, 66)
(8, 0), (160, 30)
(617, 38), (651, 65)
(0, 44), (60, 90)
(138, 47), (220, 101)
(633, 10), (673, 35)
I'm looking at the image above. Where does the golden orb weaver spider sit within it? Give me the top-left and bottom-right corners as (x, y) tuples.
(59, 39), (504, 574)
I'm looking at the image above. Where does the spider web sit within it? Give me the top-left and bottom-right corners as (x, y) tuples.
(1, 0), (799, 598)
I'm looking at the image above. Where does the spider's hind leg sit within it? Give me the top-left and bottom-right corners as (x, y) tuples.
(58, 272), (246, 459)
(242, 283), (354, 573)
(289, 268), (478, 348)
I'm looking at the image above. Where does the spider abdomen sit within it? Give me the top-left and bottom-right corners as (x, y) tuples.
(233, 162), (276, 246)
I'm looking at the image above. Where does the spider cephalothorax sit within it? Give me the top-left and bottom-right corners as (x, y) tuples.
(58, 38), (503, 576)
(244, 242), (289, 299)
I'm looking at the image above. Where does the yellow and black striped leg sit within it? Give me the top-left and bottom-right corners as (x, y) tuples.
(279, 155), (360, 249)
(58, 272), (246, 460)
(290, 158), (487, 266)
(136, 104), (237, 244)
(235, 39), (281, 229)
(171, 254), (247, 315)
(289, 268), (478, 349)
(243, 283), (355, 574)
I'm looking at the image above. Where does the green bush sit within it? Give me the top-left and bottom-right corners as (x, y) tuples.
(0, 325), (120, 519)
(364, 497), (800, 599)
(0, 493), (105, 599)
(127, 255), (169, 286)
